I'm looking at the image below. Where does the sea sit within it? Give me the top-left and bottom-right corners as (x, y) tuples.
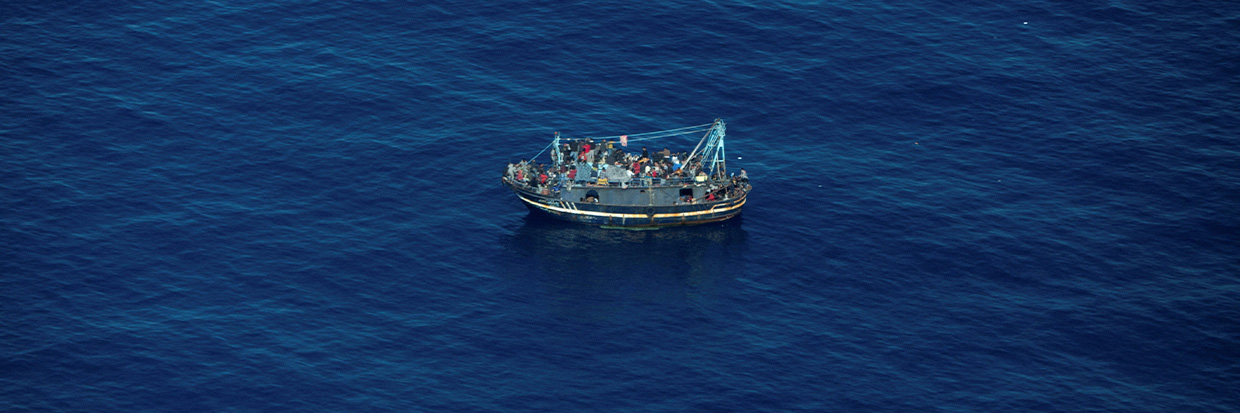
(2, 1), (1237, 411)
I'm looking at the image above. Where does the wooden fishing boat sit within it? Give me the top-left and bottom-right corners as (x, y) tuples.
(501, 119), (751, 228)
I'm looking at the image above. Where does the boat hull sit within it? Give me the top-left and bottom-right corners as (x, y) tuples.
(503, 179), (748, 228)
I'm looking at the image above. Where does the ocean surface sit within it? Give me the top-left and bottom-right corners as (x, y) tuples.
(3, 1), (1238, 411)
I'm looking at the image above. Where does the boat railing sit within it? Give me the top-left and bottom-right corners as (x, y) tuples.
(565, 177), (742, 188)
(508, 175), (747, 192)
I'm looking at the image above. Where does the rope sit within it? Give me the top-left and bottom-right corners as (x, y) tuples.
(580, 123), (713, 142)
(527, 122), (715, 161)
(686, 120), (723, 166)
(528, 141), (554, 162)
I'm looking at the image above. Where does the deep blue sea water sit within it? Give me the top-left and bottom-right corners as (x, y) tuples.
(3, 1), (1238, 411)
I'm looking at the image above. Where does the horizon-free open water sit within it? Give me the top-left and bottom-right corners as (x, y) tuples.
(3, 1), (1238, 411)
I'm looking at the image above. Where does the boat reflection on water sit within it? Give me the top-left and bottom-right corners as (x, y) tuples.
(499, 213), (749, 318)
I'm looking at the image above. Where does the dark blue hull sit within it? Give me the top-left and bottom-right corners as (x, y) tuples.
(503, 178), (748, 228)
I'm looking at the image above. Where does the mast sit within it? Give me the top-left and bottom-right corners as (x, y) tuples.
(552, 132), (561, 165)
(686, 119), (727, 178)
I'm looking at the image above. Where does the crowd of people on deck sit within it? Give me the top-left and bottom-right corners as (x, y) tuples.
(504, 138), (749, 204)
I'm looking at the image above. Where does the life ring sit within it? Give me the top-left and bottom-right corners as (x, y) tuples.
(645, 207), (656, 217)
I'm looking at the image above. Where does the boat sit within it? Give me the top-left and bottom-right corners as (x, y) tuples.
(501, 119), (751, 228)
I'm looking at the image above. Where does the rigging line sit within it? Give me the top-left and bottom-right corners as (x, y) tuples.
(686, 120), (720, 163)
(625, 134), (690, 143)
(625, 123), (713, 136)
(579, 123), (713, 140)
(581, 129), (711, 143)
(615, 128), (710, 142)
(622, 123), (712, 136)
(529, 141), (555, 162)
